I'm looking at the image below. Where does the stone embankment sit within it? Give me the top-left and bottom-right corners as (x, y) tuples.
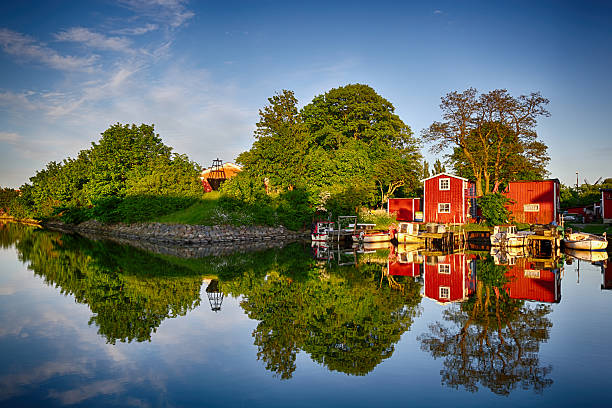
(43, 219), (308, 246)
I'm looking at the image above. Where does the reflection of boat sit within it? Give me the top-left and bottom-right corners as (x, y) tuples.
(312, 221), (335, 242)
(397, 243), (423, 253)
(490, 246), (528, 265)
(363, 241), (391, 251)
(564, 248), (609, 262)
(490, 225), (534, 247)
(396, 222), (424, 243)
(563, 232), (608, 251)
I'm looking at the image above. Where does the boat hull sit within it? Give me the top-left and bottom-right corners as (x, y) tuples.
(396, 233), (424, 244)
(361, 233), (390, 243)
(563, 232), (608, 251)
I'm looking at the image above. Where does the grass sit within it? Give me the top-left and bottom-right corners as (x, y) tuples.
(154, 192), (264, 226)
(358, 209), (396, 230)
(566, 223), (612, 235)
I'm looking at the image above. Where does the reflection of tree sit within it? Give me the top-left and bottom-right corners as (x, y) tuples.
(10, 226), (203, 344)
(238, 263), (422, 379)
(418, 256), (553, 395)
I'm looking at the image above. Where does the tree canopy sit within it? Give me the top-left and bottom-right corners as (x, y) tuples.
(235, 84), (421, 210)
(423, 88), (550, 196)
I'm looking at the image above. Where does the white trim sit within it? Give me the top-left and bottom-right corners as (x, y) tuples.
(420, 172), (468, 183)
(553, 181), (557, 221)
(423, 181), (426, 222)
(462, 181), (466, 223)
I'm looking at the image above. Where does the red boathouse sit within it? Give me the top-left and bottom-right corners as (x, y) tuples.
(601, 189), (612, 224)
(388, 198), (421, 222)
(422, 173), (476, 224)
(503, 179), (560, 224)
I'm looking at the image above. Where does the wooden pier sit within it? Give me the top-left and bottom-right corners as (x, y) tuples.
(421, 231), (466, 251)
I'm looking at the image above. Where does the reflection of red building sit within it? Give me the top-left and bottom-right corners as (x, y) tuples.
(423, 253), (476, 303)
(388, 249), (422, 277)
(504, 257), (561, 303)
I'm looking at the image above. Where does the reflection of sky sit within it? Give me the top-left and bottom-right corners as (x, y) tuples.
(2, 244), (612, 407)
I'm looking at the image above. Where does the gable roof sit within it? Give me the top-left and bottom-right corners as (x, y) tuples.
(420, 172), (468, 183)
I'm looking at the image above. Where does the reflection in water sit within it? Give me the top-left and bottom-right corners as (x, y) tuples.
(2, 222), (422, 379)
(415, 250), (556, 395)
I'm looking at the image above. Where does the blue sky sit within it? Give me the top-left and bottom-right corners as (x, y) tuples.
(0, 0), (610, 188)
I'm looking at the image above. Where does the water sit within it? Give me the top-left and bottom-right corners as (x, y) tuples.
(1, 221), (611, 407)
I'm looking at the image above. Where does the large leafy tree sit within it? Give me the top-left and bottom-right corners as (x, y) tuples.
(423, 89), (550, 196)
(238, 84), (421, 208)
(237, 90), (310, 191)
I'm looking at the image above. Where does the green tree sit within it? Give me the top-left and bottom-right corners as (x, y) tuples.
(478, 193), (511, 225)
(423, 89), (550, 195)
(432, 159), (446, 175)
(237, 90), (310, 191)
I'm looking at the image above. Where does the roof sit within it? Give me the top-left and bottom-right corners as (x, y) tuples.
(200, 162), (242, 178)
(420, 172), (468, 183)
(507, 178), (560, 184)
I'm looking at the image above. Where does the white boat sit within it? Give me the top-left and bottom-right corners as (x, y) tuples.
(564, 248), (609, 262)
(311, 221), (335, 242)
(490, 225), (534, 247)
(396, 222), (424, 244)
(360, 231), (391, 243)
(563, 232), (608, 251)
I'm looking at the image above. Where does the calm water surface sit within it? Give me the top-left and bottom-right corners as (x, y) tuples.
(1, 222), (611, 407)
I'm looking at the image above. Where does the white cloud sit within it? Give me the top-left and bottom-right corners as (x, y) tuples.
(0, 132), (20, 143)
(0, 29), (96, 72)
(55, 27), (133, 53)
(118, 0), (195, 28)
(434, 10), (443, 15)
(112, 23), (159, 35)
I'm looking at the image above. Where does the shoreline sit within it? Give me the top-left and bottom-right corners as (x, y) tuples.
(41, 219), (309, 245)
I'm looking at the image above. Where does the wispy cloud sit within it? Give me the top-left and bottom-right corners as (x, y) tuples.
(112, 23), (159, 35)
(0, 132), (20, 143)
(118, 0), (195, 28)
(434, 9), (443, 15)
(55, 27), (133, 53)
(0, 28), (96, 72)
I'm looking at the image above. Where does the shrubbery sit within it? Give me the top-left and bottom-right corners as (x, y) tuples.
(478, 193), (511, 226)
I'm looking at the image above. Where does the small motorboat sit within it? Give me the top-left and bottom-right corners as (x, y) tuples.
(360, 230), (391, 243)
(490, 225), (534, 247)
(563, 232), (608, 251)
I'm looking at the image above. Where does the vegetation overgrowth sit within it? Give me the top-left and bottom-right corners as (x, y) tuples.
(6, 84), (555, 228)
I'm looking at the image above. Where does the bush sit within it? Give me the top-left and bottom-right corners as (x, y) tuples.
(276, 188), (314, 230)
(478, 193), (511, 226)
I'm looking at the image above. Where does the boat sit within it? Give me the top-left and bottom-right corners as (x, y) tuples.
(563, 232), (608, 251)
(395, 222), (424, 244)
(490, 225), (534, 247)
(311, 221), (335, 242)
(564, 248), (609, 262)
(359, 230), (391, 243)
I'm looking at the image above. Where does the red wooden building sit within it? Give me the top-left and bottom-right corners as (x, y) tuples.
(601, 189), (612, 224)
(388, 198), (421, 222)
(422, 173), (476, 224)
(422, 253), (476, 304)
(503, 258), (561, 303)
(503, 179), (560, 224)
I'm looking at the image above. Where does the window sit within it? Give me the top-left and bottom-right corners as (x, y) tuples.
(439, 286), (450, 299)
(438, 264), (451, 274)
(439, 178), (450, 190)
(438, 203), (450, 213)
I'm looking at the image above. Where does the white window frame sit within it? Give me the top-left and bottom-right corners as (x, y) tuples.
(439, 286), (450, 299)
(438, 264), (451, 274)
(438, 203), (450, 213)
(439, 178), (450, 191)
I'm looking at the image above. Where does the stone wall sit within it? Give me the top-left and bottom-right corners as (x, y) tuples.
(43, 219), (308, 245)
